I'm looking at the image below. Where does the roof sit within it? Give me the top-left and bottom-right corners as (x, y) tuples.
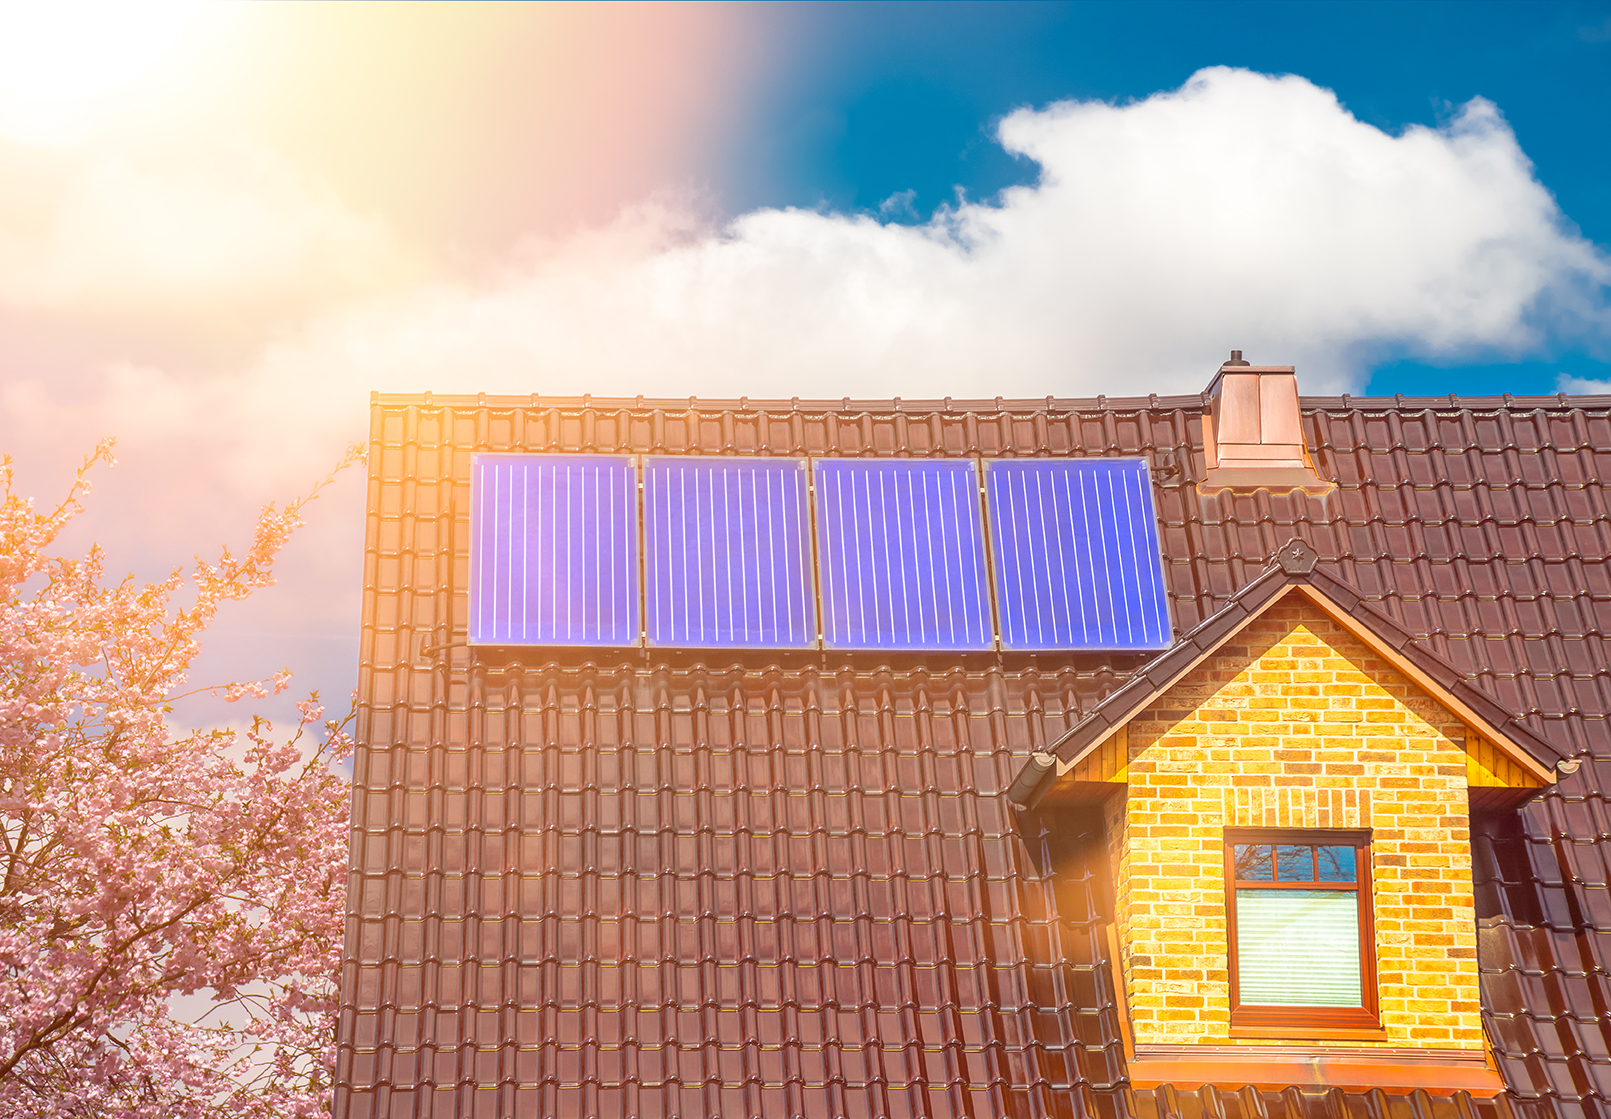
(339, 389), (1611, 1119)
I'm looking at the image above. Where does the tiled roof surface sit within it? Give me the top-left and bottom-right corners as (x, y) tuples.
(338, 391), (1611, 1118)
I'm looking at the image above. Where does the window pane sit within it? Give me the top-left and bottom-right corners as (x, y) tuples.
(1317, 845), (1357, 883)
(1234, 844), (1273, 881)
(1275, 844), (1314, 881)
(1236, 889), (1361, 1007)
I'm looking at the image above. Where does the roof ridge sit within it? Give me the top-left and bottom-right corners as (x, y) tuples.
(369, 390), (1611, 414)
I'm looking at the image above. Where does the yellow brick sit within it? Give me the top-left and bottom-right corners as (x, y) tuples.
(1116, 608), (1483, 1054)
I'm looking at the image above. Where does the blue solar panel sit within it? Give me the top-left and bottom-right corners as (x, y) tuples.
(644, 458), (815, 648)
(984, 458), (1171, 651)
(814, 459), (993, 651)
(469, 454), (639, 646)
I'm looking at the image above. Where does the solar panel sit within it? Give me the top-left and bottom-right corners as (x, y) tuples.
(644, 458), (815, 648)
(814, 459), (993, 651)
(469, 454), (639, 646)
(984, 458), (1171, 651)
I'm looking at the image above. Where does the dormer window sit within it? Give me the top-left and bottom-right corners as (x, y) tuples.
(1226, 828), (1377, 1033)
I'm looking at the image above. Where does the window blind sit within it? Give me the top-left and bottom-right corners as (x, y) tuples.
(1236, 888), (1361, 1007)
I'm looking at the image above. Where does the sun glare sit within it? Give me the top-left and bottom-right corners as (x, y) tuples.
(0, 0), (208, 142)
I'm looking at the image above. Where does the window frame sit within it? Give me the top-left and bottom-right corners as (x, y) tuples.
(1223, 827), (1379, 1032)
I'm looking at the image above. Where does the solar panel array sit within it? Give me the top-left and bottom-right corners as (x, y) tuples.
(469, 452), (1171, 651)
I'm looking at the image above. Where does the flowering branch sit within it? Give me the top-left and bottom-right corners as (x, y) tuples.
(0, 443), (365, 1118)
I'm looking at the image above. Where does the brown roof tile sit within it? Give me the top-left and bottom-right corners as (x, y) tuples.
(338, 391), (1611, 1117)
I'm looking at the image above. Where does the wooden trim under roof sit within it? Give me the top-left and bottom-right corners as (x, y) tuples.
(1057, 723), (1127, 780)
(1037, 726), (1130, 806)
(1468, 730), (1543, 788)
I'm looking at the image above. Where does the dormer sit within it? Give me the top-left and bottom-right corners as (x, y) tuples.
(1200, 351), (1334, 495)
(1009, 540), (1567, 1096)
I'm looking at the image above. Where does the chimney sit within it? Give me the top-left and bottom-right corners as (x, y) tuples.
(1199, 351), (1333, 495)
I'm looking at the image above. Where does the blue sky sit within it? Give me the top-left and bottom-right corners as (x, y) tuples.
(722, 0), (1611, 397)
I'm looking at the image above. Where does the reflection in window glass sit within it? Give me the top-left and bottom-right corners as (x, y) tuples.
(1317, 845), (1357, 882)
(1234, 844), (1273, 881)
(1275, 844), (1314, 881)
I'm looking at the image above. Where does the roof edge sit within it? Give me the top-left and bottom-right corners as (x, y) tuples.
(368, 390), (1611, 414)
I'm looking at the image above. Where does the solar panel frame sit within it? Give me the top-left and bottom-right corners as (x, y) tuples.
(468, 453), (641, 647)
(982, 457), (1172, 651)
(643, 456), (817, 649)
(813, 457), (995, 652)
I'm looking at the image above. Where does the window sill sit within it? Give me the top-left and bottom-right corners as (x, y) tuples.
(1229, 1025), (1388, 1041)
(1229, 1005), (1380, 1033)
(1127, 1043), (1503, 1097)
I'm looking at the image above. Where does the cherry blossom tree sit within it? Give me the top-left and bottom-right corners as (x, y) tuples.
(0, 441), (362, 1118)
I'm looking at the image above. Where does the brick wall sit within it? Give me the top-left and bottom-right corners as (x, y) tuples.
(1112, 600), (1483, 1049)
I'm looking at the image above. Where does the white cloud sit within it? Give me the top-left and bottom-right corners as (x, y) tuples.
(0, 139), (417, 342)
(18, 64), (1608, 506)
(0, 0), (208, 141)
(1558, 375), (1611, 395)
(195, 65), (1607, 453)
(8, 64), (1606, 503)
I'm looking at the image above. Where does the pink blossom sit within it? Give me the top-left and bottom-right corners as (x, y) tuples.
(0, 441), (365, 1117)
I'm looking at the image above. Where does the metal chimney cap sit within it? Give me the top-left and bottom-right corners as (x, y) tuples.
(1224, 349), (1251, 367)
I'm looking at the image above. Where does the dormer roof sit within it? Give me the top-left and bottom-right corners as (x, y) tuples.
(1008, 537), (1571, 809)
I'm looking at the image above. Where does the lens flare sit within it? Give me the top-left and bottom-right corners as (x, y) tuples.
(0, 0), (207, 142)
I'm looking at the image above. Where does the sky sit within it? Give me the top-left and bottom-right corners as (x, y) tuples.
(0, 0), (1607, 722)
